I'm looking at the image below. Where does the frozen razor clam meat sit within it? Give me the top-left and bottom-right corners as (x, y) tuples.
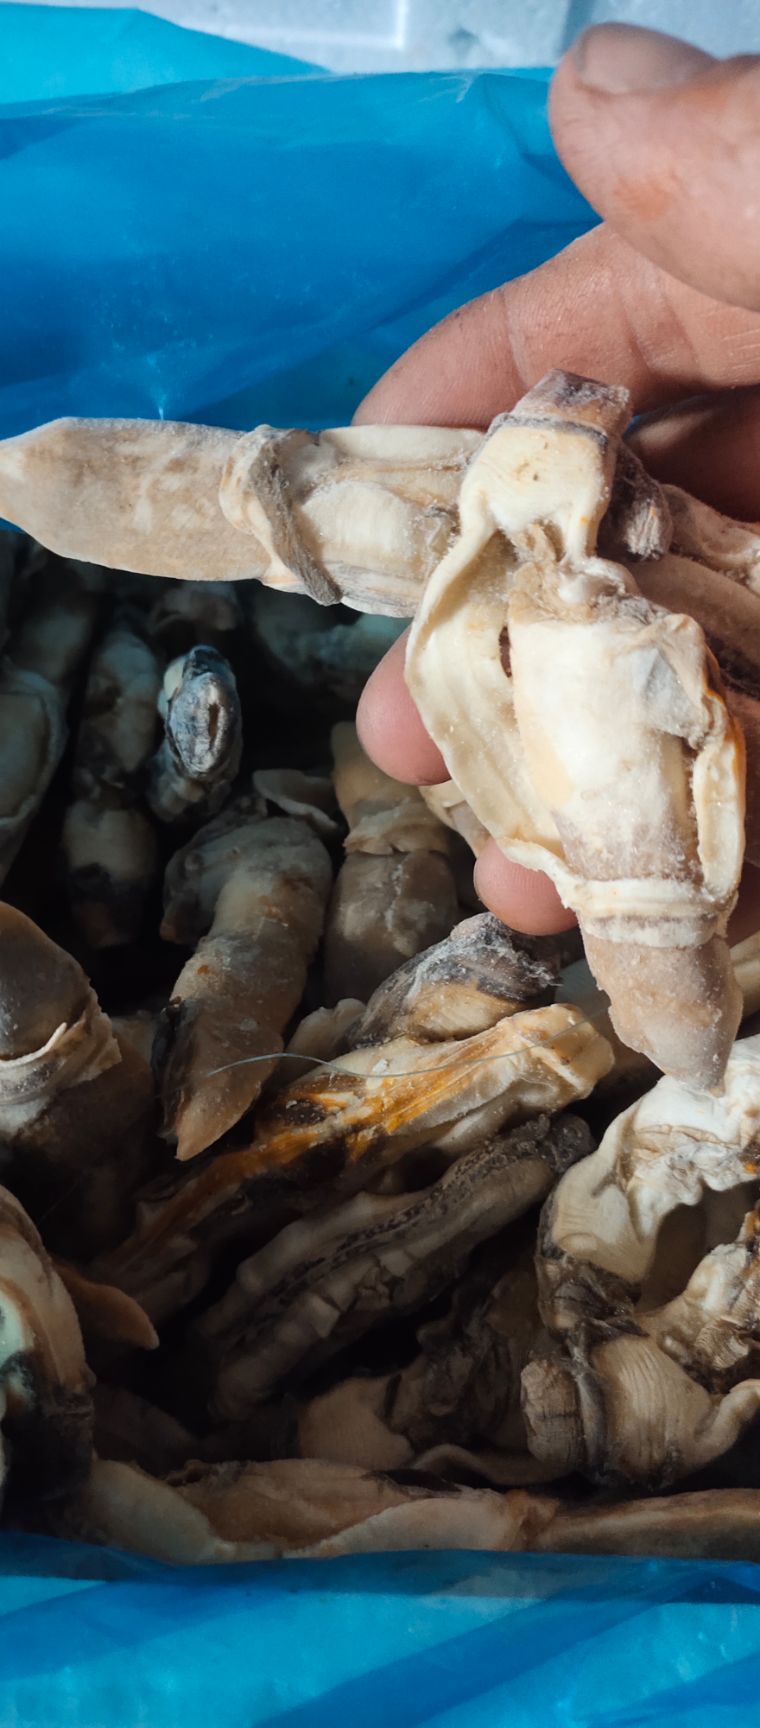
(277, 907), (556, 1102)
(0, 902), (156, 1258)
(9, 552), (103, 689)
(0, 418), (480, 611)
(146, 645), (243, 826)
(267, 998), (365, 1092)
(249, 587), (405, 707)
(421, 779), (491, 859)
(297, 1230), (560, 1482)
(99, 1003), (611, 1324)
(42, 1457), (760, 1566)
(252, 767), (340, 842)
(43, 1454), (545, 1563)
(533, 1487), (760, 1564)
(324, 723), (459, 1003)
(0, 556), (102, 886)
(352, 911), (559, 1046)
(155, 799), (333, 1161)
(522, 1035), (760, 1489)
(558, 930), (760, 1109)
(0, 1185), (92, 1504)
(5, 394), (760, 1082)
(405, 371), (750, 1090)
(148, 579), (244, 660)
(193, 1112), (593, 1421)
(61, 612), (161, 948)
(54, 1263), (158, 1361)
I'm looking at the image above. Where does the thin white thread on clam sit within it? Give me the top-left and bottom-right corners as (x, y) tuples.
(34, 1001), (617, 1246)
(201, 1004), (613, 1085)
(32, 1007), (612, 1243)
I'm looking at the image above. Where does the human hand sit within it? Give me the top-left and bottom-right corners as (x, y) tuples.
(355, 24), (760, 942)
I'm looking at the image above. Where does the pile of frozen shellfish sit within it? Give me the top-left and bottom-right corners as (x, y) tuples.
(5, 371), (760, 1564)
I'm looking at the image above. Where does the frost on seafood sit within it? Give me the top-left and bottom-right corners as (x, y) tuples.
(526, 1037), (760, 1487)
(406, 372), (747, 1089)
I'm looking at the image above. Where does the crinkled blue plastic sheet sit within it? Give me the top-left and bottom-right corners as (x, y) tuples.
(0, 8), (594, 438)
(3, 1535), (760, 1727)
(0, 2), (317, 102)
(3, 8), (759, 1723)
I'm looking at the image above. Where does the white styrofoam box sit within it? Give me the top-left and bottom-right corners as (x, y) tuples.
(23, 0), (760, 69)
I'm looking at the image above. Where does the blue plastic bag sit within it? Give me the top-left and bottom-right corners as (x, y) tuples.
(4, 10), (759, 1725)
(0, 7), (594, 438)
(3, 1535), (760, 1727)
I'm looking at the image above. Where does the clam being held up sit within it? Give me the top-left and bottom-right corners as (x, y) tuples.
(1, 375), (760, 1567)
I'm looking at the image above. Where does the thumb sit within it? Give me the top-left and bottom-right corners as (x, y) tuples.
(550, 26), (760, 312)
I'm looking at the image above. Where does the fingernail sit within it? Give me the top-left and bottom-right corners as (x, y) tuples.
(572, 24), (712, 93)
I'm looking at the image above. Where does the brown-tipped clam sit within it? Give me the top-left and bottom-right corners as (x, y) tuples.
(99, 1003), (611, 1322)
(155, 808), (333, 1162)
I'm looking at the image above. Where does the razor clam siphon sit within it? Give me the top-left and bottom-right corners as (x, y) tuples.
(0, 419), (481, 610)
(5, 386), (760, 1081)
(147, 645), (243, 825)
